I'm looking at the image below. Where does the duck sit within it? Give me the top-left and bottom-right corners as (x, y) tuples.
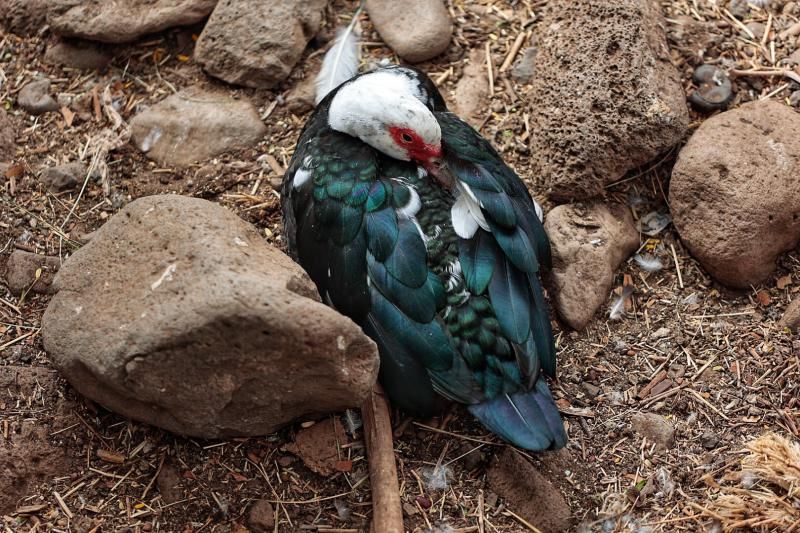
(281, 30), (567, 451)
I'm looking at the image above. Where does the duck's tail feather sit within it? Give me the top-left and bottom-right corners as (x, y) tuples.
(468, 379), (567, 451)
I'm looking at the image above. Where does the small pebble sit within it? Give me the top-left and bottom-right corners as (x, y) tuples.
(17, 79), (60, 115)
(688, 64), (733, 112)
(701, 430), (720, 450)
(511, 47), (537, 83)
(728, 0), (750, 18)
(744, 22), (765, 40)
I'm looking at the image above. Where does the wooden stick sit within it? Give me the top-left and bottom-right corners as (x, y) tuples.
(361, 384), (403, 533)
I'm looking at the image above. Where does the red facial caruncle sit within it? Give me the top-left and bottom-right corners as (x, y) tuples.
(388, 126), (442, 163)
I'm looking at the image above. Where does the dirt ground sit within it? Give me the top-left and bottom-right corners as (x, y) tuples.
(1, 0), (799, 531)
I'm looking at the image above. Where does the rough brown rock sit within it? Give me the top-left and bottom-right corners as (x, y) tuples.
(247, 500), (276, 533)
(779, 298), (800, 332)
(487, 448), (572, 533)
(670, 100), (800, 288)
(41, 161), (87, 191)
(156, 463), (183, 504)
(42, 195), (379, 438)
(286, 75), (317, 115)
(530, 0), (689, 201)
(451, 48), (488, 127)
(195, 0), (327, 89)
(44, 38), (113, 70)
(366, 0), (453, 63)
(631, 412), (675, 450)
(130, 88), (267, 167)
(48, 0), (217, 43)
(0, 0), (49, 35)
(544, 203), (640, 330)
(3, 250), (61, 296)
(0, 367), (74, 515)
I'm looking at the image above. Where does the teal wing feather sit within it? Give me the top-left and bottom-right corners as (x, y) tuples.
(437, 112), (556, 381)
(282, 130), (466, 416)
(434, 112), (564, 449)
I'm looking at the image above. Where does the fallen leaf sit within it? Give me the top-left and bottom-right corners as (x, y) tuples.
(4, 163), (24, 178)
(60, 106), (75, 127)
(335, 460), (353, 472)
(756, 290), (771, 306)
(229, 471), (249, 482)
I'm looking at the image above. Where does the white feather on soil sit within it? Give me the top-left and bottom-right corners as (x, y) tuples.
(609, 285), (634, 321)
(315, 5), (363, 104)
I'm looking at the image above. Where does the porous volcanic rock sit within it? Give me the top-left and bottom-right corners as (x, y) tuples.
(48, 0), (217, 43)
(42, 195), (379, 438)
(366, 0), (453, 63)
(670, 100), (800, 288)
(530, 0), (689, 201)
(545, 202), (640, 330)
(130, 88), (267, 167)
(195, 0), (327, 88)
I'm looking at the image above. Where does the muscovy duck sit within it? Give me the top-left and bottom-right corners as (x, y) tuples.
(282, 60), (567, 451)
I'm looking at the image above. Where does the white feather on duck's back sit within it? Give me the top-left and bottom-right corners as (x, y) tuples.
(450, 181), (489, 239)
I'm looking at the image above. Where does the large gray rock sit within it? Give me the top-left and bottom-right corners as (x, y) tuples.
(48, 0), (217, 43)
(366, 0), (453, 63)
(545, 203), (639, 330)
(530, 0), (689, 201)
(670, 100), (800, 288)
(130, 88), (267, 167)
(42, 195), (379, 438)
(195, 0), (327, 89)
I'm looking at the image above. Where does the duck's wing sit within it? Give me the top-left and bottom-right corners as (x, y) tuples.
(437, 111), (555, 380)
(282, 130), (473, 416)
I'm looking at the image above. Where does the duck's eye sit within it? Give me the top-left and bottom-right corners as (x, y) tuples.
(400, 133), (413, 143)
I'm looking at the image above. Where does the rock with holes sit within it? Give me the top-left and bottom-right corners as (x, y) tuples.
(129, 88), (267, 167)
(42, 195), (379, 438)
(529, 0), (689, 201)
(48, 0), (217, 43)
(670, 100), (800, 288)
(545, 202), (639, 330)
(195, 0), (327, 88)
